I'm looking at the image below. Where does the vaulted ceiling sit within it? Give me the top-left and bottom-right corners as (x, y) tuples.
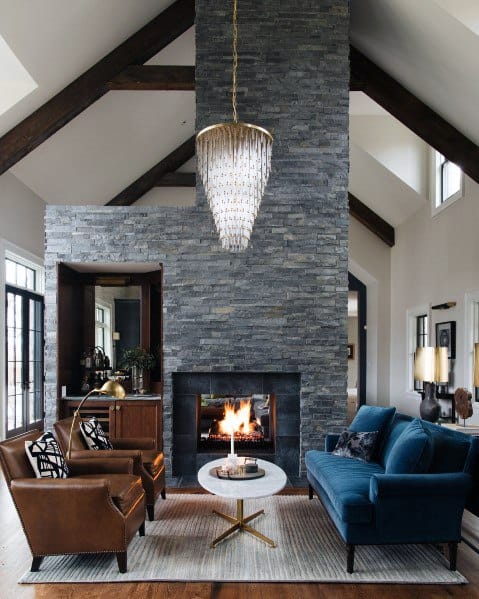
(1, 0), (478, 234)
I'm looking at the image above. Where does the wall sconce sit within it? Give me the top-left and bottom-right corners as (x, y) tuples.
(414, 346), (448, 422)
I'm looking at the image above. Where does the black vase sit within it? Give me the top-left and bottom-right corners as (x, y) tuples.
(420, 382), (441, 422)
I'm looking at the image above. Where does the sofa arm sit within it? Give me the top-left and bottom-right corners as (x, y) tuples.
(112, 438), (155, 450)
(369, 473), (471, 543)
(325, 434), (340, 452)
(370, 473), (471, 501)
(67, 457), (135, 475)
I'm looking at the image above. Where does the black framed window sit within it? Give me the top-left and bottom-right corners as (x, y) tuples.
(414, 314), (428, 391)
(5, 285), (44, 438)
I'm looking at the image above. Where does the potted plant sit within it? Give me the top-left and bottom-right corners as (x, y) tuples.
(120, 346), (156, 394)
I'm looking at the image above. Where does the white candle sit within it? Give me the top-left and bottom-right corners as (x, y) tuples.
(230, 427), (235, 456)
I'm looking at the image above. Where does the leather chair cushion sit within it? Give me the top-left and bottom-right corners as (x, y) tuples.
(142, 451), (164, 478)
(78, 474), (144, 515)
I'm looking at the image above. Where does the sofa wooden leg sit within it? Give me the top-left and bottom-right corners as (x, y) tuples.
(308, 484), (314, 500)
(31, 556), (43, 572)
(138, 521), (145, 537)
(346, 544), (355, 574)
(147, 504), (155, 521)
(161, 488), (166, 500)
(116, 551), (127, 573)
(448, 542), (458, 571)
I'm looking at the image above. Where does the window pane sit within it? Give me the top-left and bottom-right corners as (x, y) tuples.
(442, 161), (461, 202)
(26, 268), (35, 291)
(5, 259), (16, 284)
(16, 264), (27, 288)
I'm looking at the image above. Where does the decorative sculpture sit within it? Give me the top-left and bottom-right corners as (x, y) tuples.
(454, 387), (473, 426)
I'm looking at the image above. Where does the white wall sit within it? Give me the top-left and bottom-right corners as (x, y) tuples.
(349, 217), (392, 406)
(350, 115), (428, 197)
(0, 172), (45, 255)
(0, 172), (45, 439)
(390, 175), (479, 422)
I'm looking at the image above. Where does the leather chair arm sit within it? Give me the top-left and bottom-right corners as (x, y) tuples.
(67, 457), (135, 475)
(68, 450), (143, 475)
(112, 438), (155, 450)
(11, 478), (127, 555)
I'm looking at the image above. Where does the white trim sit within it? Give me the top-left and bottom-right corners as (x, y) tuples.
(406, 304), (429, 394)
(430, 149), (464, 218)
(464, 290), (479, 391)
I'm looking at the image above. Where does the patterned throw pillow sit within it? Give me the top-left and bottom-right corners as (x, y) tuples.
(79, 417), (113, 450)
(332, 430), (379, 462)
(25, 431), (69, 478)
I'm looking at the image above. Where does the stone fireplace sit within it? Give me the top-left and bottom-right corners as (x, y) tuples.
(44, 0), (350, 477)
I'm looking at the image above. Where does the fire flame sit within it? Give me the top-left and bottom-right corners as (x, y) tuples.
(218, 399), (252, 436)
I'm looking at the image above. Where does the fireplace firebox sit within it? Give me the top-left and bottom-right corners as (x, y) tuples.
(172, 372), (300, 477)
(197, 394), (275, 452)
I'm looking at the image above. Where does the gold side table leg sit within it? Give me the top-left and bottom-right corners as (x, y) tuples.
(210, 499), (276, 548)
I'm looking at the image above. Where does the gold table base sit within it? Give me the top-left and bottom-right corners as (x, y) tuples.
(211, 499), (276, 548)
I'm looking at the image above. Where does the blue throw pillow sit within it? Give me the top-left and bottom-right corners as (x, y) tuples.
(349, 405), (396, 435)
(349, 405), (396, 460)
(385, 418), (433, 474)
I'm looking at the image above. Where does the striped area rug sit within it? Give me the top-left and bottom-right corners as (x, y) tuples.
(20, 494), (467, 584)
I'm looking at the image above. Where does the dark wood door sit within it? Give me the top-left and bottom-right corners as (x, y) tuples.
(112, 400), (162, 450)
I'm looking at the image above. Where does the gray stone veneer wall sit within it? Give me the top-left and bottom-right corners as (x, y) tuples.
(44, 0), (349, 475)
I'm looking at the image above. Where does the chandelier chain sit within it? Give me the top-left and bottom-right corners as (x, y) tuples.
(232, 0), (238, 123)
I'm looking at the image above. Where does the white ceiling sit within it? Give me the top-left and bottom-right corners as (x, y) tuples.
(1, 0), (478, 227)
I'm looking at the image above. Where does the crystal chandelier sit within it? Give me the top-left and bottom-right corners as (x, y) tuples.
(196, 0), (273, 252)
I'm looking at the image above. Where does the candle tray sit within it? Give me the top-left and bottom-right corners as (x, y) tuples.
(211, 467), (265, 480)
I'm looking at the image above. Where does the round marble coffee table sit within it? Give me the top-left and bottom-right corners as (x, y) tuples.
(197, 457), (287, 548)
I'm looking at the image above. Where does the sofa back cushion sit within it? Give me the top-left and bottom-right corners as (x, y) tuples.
(385, 419), (433, 474)
(421, 420), (472, 473)
(379, 413), (413, 468)
(349, 405), (396, 458)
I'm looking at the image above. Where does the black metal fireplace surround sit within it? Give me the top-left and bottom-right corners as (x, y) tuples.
(172, 372), (300, 476)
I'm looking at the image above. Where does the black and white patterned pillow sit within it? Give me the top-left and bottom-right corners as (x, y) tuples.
(79, 417), (113, 450)
(332, 430), (379, 462)
(25, 431), (69, 478)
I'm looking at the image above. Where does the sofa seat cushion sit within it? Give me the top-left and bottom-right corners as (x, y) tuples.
(142, 451), (164, 478)
(385, 418), (433, 474)
(306, 450), (384, 524)
(79, 474), (144, 515)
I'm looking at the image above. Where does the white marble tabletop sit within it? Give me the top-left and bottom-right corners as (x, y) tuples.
(197, 457), (287, 500)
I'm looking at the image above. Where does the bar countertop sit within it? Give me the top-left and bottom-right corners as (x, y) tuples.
(62, 394), (162, 401)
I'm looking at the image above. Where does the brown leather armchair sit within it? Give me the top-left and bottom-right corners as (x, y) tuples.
(0, 430), (145, 573)
(54, 417), (166, 521)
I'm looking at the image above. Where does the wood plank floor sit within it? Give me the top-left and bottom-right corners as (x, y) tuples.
(1, 475), (479, 599)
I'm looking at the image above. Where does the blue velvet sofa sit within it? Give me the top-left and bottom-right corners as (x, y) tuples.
(306, 406), (479, 573)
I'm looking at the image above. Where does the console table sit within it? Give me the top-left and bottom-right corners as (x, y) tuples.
(60, 395), (163, 450)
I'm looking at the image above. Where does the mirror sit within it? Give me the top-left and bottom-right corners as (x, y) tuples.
(94, 285), (141, 369)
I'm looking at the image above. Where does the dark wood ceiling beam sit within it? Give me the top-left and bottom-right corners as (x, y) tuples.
(350, 46), (479, 184)
(108, 65), (195, 90)
(348, 192), (395, 247)
(0, 0), (195, 176)
(107, 136), (195, 206)
(155, 172), (196, 187)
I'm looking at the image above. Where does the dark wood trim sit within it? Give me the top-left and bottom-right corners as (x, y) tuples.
(348, 192), (395, 247)
(350, 45), (479, 184)
(348, 272), (367, 410)
(0, 0), (195, 176)
(107, 136), (195, 206)
(155, 172), (196, 187)
(108, 65), (195, 90)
